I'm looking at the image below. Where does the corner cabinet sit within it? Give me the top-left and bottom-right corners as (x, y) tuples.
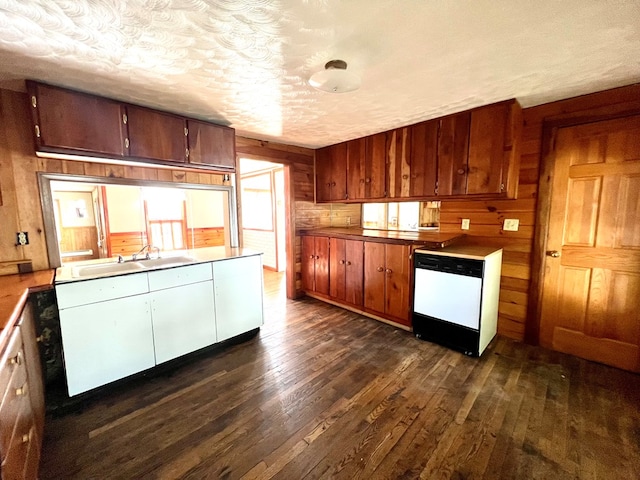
(26, 80), (236, 172)
(316, 143), (347, 202)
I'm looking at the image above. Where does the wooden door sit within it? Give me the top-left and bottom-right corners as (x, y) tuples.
(540, 115), (640, 372)
(314, 236), (330, 295)
(365, 132), (388, 199)
(28, 81), (127, 157)
(364, 241), (386, 314)
(384, 243), (411, 324)
(301, 235), (316, 292)
(126, 105), (187, 163)
(387, 127), (411, 198)
(409, 120), (438, 197)
(467, 103), (508, 195)
(330, 237), (346, 300)
(315, 147), (333, 202)
(437, 112), (470, 196)
(346, 138), (366, 200)
(330, 143), (348, 201)
(187, 120), (236, 170)
(344, 239), (364, 306)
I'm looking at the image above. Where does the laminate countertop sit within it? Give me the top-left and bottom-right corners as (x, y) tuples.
(298, 228), (464, 249)
(0, 269), (55, 351)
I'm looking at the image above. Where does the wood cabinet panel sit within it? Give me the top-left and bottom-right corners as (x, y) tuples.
(315, 143), (347, 202)
(365, 133), (388, 199)
(364, 241), (386, 314)
(126, 105), (187, 163)
(329, 237), (346, 300)
(187, 120), (236, 171)
(27, 81), (127, 157)
(301, 235), (330, 295)
(438, 112), (470, 196)
(384, 243), (411, 324)
(330, 238), (363, 306)
(409, 120), (438, 197)
(346, 138), (366, 200)
(301, 235), (316, 292)
(387, 128), (411, 198)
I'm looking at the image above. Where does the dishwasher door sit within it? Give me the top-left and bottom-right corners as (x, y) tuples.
(413, 268), (482, 330)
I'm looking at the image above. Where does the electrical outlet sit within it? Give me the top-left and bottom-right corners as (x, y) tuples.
(503, 219), (520, 232)
(461, 219), (470, 230)
(16, 231), (29, 246)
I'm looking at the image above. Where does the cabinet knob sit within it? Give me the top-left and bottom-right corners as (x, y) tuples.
(365, 178), (371, 184)
(377, 266), (384, 272)
(546, 250), (560, 258)
(309, 255), (315, 259)
(457, 168), (465, 175)
(316, 255), (320, 259)
(386, 268), (392, 274)
(9, 352), (22, 365)
(339, 260), (345, 265)
(15, 384), (27, 396)
(331, 181), (336, 187)
(360, 179), (365, 184)
(36, 335), (44, 343)
(326, 182), (331, 187)
(346, 261), (352, 266)
(402, 174), (409, 179)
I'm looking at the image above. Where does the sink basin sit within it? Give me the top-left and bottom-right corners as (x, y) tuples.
(138, 255), (197, 269)
(71, 261), (146, 278)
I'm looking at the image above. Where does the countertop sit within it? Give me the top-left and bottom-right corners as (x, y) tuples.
(55, 246), (263, 283)
(0, 269), (55, 351)
(298, 228), (464, 248)
(415, 244), (503, 260)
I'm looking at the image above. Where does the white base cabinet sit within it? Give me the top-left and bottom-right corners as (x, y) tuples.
(213, 255), (264, 342)
(59, 294), (155, 396)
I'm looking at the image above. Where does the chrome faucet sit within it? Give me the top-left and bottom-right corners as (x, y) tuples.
(116, 254), (124, 263)
(132, 244), (160, 261)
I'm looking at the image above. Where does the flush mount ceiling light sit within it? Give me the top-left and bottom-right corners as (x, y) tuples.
(308, 59), (361, 93)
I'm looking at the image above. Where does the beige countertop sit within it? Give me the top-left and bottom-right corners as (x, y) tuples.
(299, 228), (464, 248)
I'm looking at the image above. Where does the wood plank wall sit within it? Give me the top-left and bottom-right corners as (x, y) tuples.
(440, 83), (640, 342)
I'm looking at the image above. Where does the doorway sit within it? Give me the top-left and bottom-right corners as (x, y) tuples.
(537, 114), (640, 372)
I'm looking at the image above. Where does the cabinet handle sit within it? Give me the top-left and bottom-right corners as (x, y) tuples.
(124, 138), (130, 149)
(377, 266), (384, 272)
(31, 95), (37, 108)
(15, 384), (27, 396)
(36, 335), (44, 343)
(34, 125), (41, 138)
(326, 182), (331, 187)
(457, 168), (465, 175)
(402, 174), (409, 179)
(339, 260), (345, 265)
(122, 113), (128, 125)
(186, 148), (190, 158)
(346, 261), (352, 266)
(315, 255), (320, 259)
(309, 255), (314, 259)
(184, 127), (188, 136)
(9, 352), (22, 365)
(386, 268), (392, 274)
(331, 181), (336, 187)
(22, 431), (31, 444)
(546, 250), (560, 258)
(365, 178), (371, 183)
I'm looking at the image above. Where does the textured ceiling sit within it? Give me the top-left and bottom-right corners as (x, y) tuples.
(0, 1), (638, 148)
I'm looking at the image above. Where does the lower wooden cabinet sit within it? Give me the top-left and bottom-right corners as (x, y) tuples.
(364, 242), (412, 327)
(329, 238), (364, 306)
(301, 235), (330, 295)
(0, 301), (45, 480)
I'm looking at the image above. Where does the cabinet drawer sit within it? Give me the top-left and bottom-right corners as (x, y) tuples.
(0, 350), (29, 458)
(0, 403), (34, 479)
(148, 263), (212, 291)
(56, 273), (149, 309)
(0, 328), (23, 402)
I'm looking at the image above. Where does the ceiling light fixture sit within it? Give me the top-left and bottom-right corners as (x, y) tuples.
(308, 59), (361, 93)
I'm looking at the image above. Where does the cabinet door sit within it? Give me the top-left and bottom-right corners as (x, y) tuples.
(187, 119), (236, 170)
(346, 138), (366, 200)
(213, 255), (264, 342)
(387, 128), (411, 198)
(59, 295), (155, 396)
(27, 81), (127, 157)
(467, 103), (509, 195)
(364, 241), (386, 314)
(301, 235), (316, 291)
(150, 281), (216, 364)
(329, 238), (346, 301)
(365, 133), (388, 199)
(18, 302), (44, 447)
(315, 147), (333, 202)
(314, 236), (330, 295)
(409, 120), (439, 197)
(344, 239), (364, 306)
(330, 142), (348, 201)
(126, 105), (187, 163)
(384, 244), (411, 325)
(437, 112), (470, 196)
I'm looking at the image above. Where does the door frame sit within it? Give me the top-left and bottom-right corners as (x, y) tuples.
(526, 104), (640, 345)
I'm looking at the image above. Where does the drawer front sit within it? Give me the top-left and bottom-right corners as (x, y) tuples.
(148, 263), (212, 291)
(0, 328), (23, 403)
(0, 402), (34, 479)
(0, 353), (29, 459)
(56, 273), (149, 309)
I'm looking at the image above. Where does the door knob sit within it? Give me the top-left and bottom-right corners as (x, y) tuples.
(546, 250), (560, 258)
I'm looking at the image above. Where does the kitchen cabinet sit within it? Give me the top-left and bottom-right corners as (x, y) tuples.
(364, 132), (388, 199)
(213, 255), (264, 342)
(316, 142), (347, 202)
(126, 105), (187, 163)
(26, 80), (127, 157)
(437, 111), (471, 196)
(301, 235), (330, 295)
(364, 242), (411, 326)
(148, 264), (216, 364)
(187, 119), (236, 171)
(329, 238), (364, 306)
(0, 301), (45, 480)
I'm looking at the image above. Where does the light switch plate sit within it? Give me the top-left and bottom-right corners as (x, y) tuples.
(461, 219), (470, 230)
(503, 219), (520, 231)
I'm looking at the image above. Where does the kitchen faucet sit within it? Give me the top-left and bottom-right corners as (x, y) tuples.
(132, 244), (160, 261)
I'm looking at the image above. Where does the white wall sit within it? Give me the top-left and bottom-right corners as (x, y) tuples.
(105, 185), (145, 233)
(185, 189), (225, 228)
(242, 229), (276, 269)
(53, 191), (96, 228)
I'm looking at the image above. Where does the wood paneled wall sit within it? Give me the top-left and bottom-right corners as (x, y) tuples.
(0, 89), (228, 273)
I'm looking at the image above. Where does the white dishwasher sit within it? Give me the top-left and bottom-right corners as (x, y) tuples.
(412, 246), (502, 356)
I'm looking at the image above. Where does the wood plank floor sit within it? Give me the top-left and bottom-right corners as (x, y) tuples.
(40, 271), (640, 479)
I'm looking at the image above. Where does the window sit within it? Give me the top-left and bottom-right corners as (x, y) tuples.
(362, 201), (439, 231)
(144, 188), (187, 250)
(241, 173), (274, 231)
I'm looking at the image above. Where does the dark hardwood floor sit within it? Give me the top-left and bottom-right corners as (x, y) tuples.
(40, 270), (640, 479)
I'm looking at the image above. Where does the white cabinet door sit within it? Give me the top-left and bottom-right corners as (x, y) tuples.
(213, 255), (264, 342)
(59, 294), (155, 396)
(150, 281), (216, 364)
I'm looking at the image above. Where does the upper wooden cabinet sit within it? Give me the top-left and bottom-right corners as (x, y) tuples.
(186, 119), (236, 170)
(26, 81), (236, 171)
(316, 142), (347, 202)
(346, 134), (387, 201)
(437, 111), (470, 196)
(27, 81), (127, 157)
(126, 105), (187, 163)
